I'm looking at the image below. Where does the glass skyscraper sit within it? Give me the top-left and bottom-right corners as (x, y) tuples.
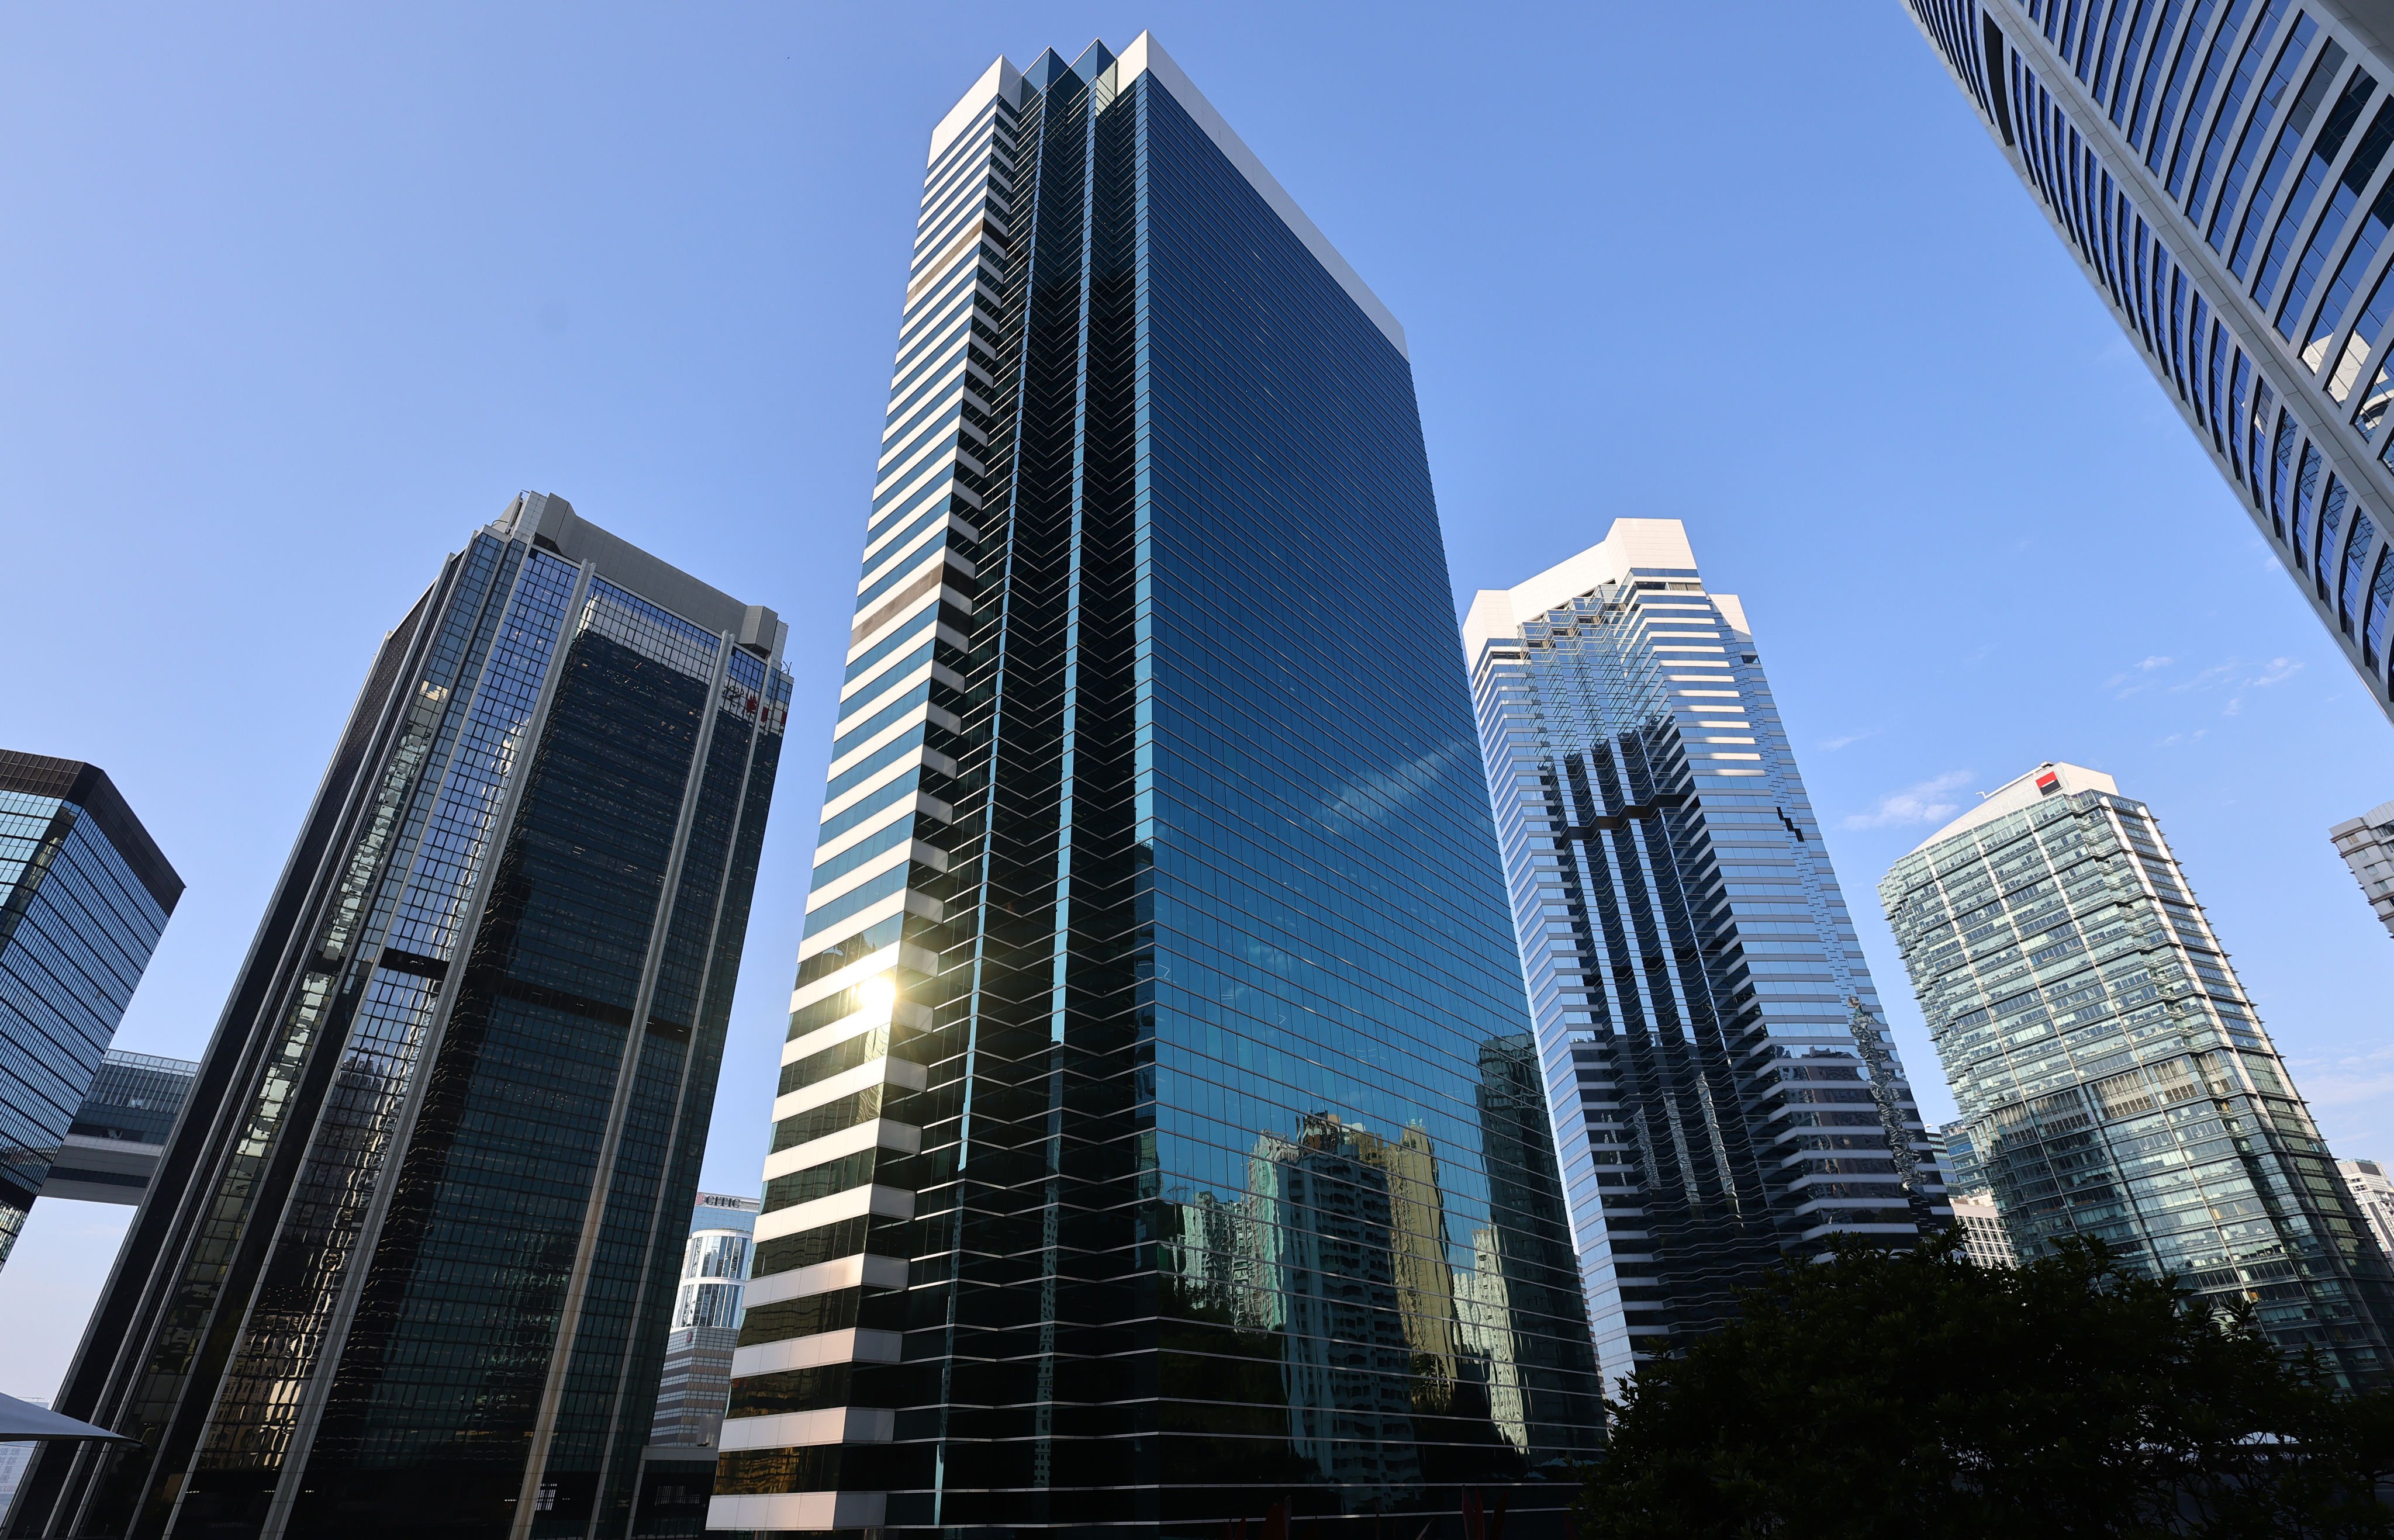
(1905, 1), (2394, 722)
(10, 493), (789, 1540)
(0, 751), (181, 1268)
(721, 33), (1601, 1535)
(1463, 520), (1946, 1391)
(1880, 761), (2394, 1383)
(43, 1048), (198, 1206)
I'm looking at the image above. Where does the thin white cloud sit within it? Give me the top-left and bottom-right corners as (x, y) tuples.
(1843, 770), (1974, 830)
(1821, 729), (1879, 752)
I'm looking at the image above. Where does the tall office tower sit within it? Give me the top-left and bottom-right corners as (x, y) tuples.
(2329, 797), (2394, 936)
(10, 493), (789, 1540)
(1881, 762), (2394, 1382)
(0, 751), (181, 1267)
(722, 34), (1601, 1535)
(1904, 2), (2394, 722)
(649, 1194), (759, 1450)
(1462, 520), (1946, 1391)
(2338, 1157), (2394, 1258)
(44, 1048), (199, 1205)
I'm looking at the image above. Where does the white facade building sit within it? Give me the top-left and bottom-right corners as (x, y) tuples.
(2330, 798), (2394, 938)
(2340, 1157), (2394, 1258)
(1464, 518), (1946, 1390)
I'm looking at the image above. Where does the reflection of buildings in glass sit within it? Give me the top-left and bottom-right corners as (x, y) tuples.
(1465, 522), (1943, 1390)
(1351, 1123), (1458, 1408)
(725, 30), (1602, 1529)
(0, 752), (181, 1266)
(1245, 1115), (1424, 1501)
(42, 1049), (198, 1205)
(1467, 1034), (1609, 1459)
(14, 494), (788, 1540)
(1455, 1227), (1525, 1453)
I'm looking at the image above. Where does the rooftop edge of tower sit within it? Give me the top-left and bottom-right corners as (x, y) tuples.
(925, 32), (1408, 359)
(1904, 761), (2122, 860)
(1461, 518), (1704, 658)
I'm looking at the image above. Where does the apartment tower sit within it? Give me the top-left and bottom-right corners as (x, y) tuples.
(1881, 762), (2394, 1382)
(720, 34), (1601, 1535)
(10, 494), (789, 1540)
(1462, 520), (1946, 1390)
(1905, 0), (2394, 722)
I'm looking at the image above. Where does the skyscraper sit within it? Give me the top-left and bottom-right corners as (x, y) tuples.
(2329, 797), (2394, 937)
(648, 1193), (759, 1450)
(1880, 761), (2394, 1382)
(11, 493), (789, 1540)
(43, 1048), (198, 1205)
(0, 751), (181, 1267)
(719, 34), (1601, 1534)
(2337, 1157), (2394, 1259)
(1904, 3), (2394, 722)
(1462, 520), (1945, 1390)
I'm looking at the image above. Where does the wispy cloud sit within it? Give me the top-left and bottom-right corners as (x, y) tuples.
(1821, 728), (1879, 752)
(2283, 1043), (2394, 1109)
(1843, 770), (1974, 830)
(2107, 656), (2177, 698)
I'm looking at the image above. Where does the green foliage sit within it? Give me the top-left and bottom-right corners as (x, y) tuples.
(1578, 1233), (2394, 1539)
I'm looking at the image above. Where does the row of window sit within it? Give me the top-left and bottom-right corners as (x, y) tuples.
(2006, 43), (2394, 687)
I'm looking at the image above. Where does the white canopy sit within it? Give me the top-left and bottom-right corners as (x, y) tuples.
(0, 1391), (130, 1442)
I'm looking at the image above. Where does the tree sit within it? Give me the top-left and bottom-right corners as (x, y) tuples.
(1578, 1233), (2394, 1538)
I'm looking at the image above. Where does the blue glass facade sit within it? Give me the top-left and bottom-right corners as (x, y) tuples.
(1906, 0), (2394, 722)
(725, 34), (1600, 1536)
(0, 752), (181, 1266)
(12, 495), (789, 1540)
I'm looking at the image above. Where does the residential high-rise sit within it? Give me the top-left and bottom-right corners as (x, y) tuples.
(648, 1193), (759, 1450)
(1904, 3), (2394, 722)
(1462, 519), (1946, 1390)
(720, 35), (1601, 1534)
(2329, 797), (2394, 937)
(1881, 762), (2394, 1382)
(42, 1050), (198, 1206)
(0, 752), (181, 1267)
(2340, 1157), (2394, 1259)
(9, 493), (789, 1540)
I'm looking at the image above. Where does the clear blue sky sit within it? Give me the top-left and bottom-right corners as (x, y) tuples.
(6, 2), (2392, 1398)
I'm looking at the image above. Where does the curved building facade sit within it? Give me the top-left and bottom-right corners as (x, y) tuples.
(1905, 0), (2394, 723)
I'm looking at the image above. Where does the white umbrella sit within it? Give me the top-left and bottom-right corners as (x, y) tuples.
(0, 1392), (132, 1443)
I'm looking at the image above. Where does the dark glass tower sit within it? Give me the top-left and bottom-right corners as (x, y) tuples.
(0, 752), (182, 1265)
(718, 34), (1601, 1536)
(10, 494), (790, 1540)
